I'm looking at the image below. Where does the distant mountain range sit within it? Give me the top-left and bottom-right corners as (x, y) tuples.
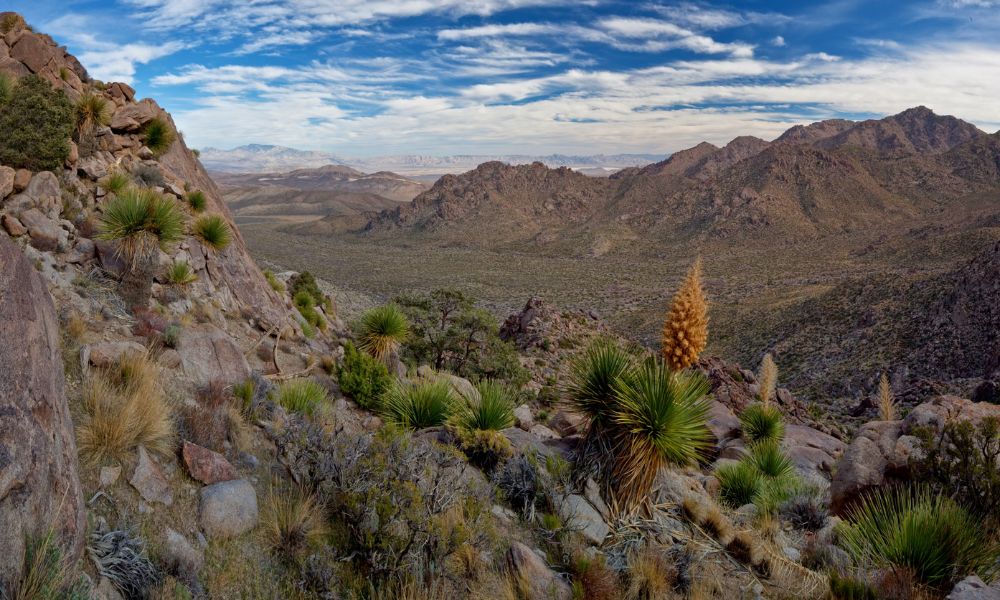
(200, 144), (663, 176)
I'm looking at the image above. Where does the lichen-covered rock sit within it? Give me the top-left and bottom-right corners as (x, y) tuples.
(946, 576), (1000, 600)
(199, 479), (258, 538)
(0, 235), (85, 582)
(506, 542), (572, 600)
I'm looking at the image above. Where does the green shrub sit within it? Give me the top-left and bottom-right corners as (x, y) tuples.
(166, 260), (196, 285)
(263, 270), (285, 293)
(0, 75), (74, 171)
(837, 487), (1000, 589)
(381, 380), (455, 429)
(336, 342), (391, 410)
(101, 170), (131, 196)
(277, 379), (328, 417)
(0, 73), (13, 104)
(1, 13), (25, 34)
(185, 190), (207, 212)
(289, 271), (324, 307)
(739, 403), (785, 444)
(293, 290), (326, 332)
(716, 460), (764, 508)
(357, 304), (409, 363)
(141, 117), (175, 156)
(193, 215), (232, 251)
(746, 440), (794, 480)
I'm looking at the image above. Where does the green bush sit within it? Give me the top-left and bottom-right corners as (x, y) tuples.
(739, 403), (785, 444)
(293, 290), (326, 332)
(185, 190), (207, 212)
(289, 271), (325, 307)
(716, 460), (764, 508)
(837, 487), (1000, 589)
(381, 380), (455, 429)
(336, 342), (391, 410)
(454, 379), (516, 431)
(357, 304), (409, 363)
(0, 73), (14, 104)
(141, 117), (175, 156)
(277, 379), (328, 417)
(193, 215), (232, 251)
(0, 75), (74, 171)
(101, 170), (130, 196)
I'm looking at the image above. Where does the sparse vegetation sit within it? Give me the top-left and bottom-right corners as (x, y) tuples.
(193, 215), (232, 251)
(276, 378), (328, 417)
(381, 379), (455, 429)
(661, 258), (708, 371)
(262, 485), (328, 561)
(263, 269), (285, 293)
(5, 528), (86, 600)
(739, 403), (785, 444)
(336, 341), (392, 409)
(837, 486), (1000, 590)
(451, 379), (516, 470)
(77, 352), (173, 464)
(142, 117), (176, 156)
(358, 303), (409, 363)
(0, 74), (74, 171)
(131, 164), (166, 188)
(877, 373), (896, 421)
(166, 260), (197, 285)
(102, 170), (131, 196)
(74, 92), (110, 136)
(186, 190), (207, 212)
(293, 290), (326, 332)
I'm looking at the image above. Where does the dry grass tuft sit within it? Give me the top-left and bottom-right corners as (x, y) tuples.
(65, 312), (87, 342)
(877, 372), (896, 421)
(725, 531), (757, 564)
(661, 258), (709, 371)
(262, 485), (328, 561)
(77, 352), (173, 464)
(681, 496), (707, 523)
(625, 549), (672, 600)
(701, 506), (733, 545)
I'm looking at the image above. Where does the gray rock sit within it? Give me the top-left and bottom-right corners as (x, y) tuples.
(583, 478), (609, 520)
(506, 542), (572, 600)
(66, 237), (96, 264)
(529, 424), (560, 440)
(18, 208), (61, 251)
(557, 493), (609, 545)
(130, 446), (173, 506)
(162, 528), (204, 576)
(548, 410), (585, 437)
(77, 155), (109, 180)
(0, 235), (85, 582)
(783, 546), (801, 562)
(94, 576), (124, 600)
(99, 465), (121, 488)
(947, 576), (1000, 599)
(199, 479), (258, 538)
(177, 323), (252, 386)
(513, 404), (534, 431)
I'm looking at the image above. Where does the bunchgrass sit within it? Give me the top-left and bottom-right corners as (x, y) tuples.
(276, 378), (328, 417)
(142, 117), (176, 156)
(75, 92), (110, 134)
(186, 190), (207, 212)
(262, 485), (328, 560)
(166, 260), (196, 285)
(358, 303), (409, 363)
(739, 403), (785, 444)
(746, 440), (795, 479)
(263, 270), (285, 293)
(838, 486), (1000, 589)
(101, 170), (131, 196)
(716, 460), (764, 508)
(9, 528), (79, 600)
(381, 380), (455, 430)
(454, 379), (516, 431)
(193, 215), (232, 251)
(98, 187), (185, 269)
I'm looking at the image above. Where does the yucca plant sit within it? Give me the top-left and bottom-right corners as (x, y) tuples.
(565, 339), (635, 483)
(75, 92), (110, 135)
(455, 379), (516, 431)
(381, 380), (454, 430)
(358, 303), (409, 364)
(186, 190), (207, 212)
(98, 186), (185, 310)
(141, 117), (176, 156)
(757, 353), (778, 406)
(608, 359), (712, 511)
(101, 170), (130, 196)
(746, 440), (795, 480)
(193, 214), (232, 251)
(716, 460), (765, 508)
(276, 378), (328, 417)
(166, 260), (196, 285)
(739, 403), (785, 444)
(838, 486), (1000, 589)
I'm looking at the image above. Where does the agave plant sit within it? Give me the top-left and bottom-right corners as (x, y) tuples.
(98, 187), (185, 311)
(838, 486), (1000, 589)
(739, 403), (785, 444)
(358, 303), (409, 364)
(608, 359), (712, 511)
(193, 214), (232, 251)
(381, 380), (454, 429)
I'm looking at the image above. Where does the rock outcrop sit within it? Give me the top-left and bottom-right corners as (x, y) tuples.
(0, 234), (85, 583)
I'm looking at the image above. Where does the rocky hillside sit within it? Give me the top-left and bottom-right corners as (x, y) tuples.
(364, 107), (998, 244)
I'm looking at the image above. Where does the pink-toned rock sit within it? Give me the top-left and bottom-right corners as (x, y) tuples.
(548, 410), (585, 437)
(130, 446), (173, 505)
(506, 542), (572, 600)
(12, 168), (31, 192)
(177, 324), (251, 386)
(707, 400), (740, 444)
(2, 213), (26, 236)
(18, 208), (61, 251)
(182, 440), (238, 485)
(81, 340), (147, 370)
(110, 101), (158, 132)
(0, 165), (14, 198)
(107, 82), (135, 103)
(9, 32), (55, 74)
(0, 234), (86, 582)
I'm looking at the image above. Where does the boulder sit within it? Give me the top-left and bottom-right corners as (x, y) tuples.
(506, 542), (572, 600)
(81, 340), (147, 371)
(177, 324), (252, 386)
(1, 213), (26, 236)
(707, 400), (741, 444)
(0, 165), (13, 198)
(182, 440), (238, 485)
(548, 410), (585, 437)
(947, 576), (1000, 600)
(18, 208), (61, 251)
(110, 101), (158, 132)
(129, 446), (173, 506)
(0, 235), (85, 582)
(502, 427), (574, 461)
(9, 32), (55, 74)
(529, 424), (560, 440)
(66, 237), (95, 264)
(162, 528), (204, 576)
(513, 404), (534, 431)
(24, 171), (61, 219)
(556, 493), (609, 545)
(12, 168), (30, 192)
(782, 424), (846, 485)
(199, 479), (258, 538)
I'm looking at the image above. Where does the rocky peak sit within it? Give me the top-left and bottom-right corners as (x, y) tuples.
(816, 105), (985, 155)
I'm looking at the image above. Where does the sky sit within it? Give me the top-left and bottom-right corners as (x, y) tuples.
(8, 0), (1000, 157)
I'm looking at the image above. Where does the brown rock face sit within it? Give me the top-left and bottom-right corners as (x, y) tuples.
(0, 236), (85, 582)
(177, 324), (252, 386)
(182, 440), (237, 485)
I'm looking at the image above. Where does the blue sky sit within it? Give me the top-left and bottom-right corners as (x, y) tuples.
(9, 0), (1000, 156)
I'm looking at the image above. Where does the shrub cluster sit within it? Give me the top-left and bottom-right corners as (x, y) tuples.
(336, 342), (392, 409)
(0, 75), (74, 171)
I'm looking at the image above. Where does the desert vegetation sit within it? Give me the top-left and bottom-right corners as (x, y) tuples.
(0, 74), (74, 171)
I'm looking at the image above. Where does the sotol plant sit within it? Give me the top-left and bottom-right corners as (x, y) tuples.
(877, 373), (896, 421)
(381, 380), (455, 429)
(185, 190), (207, 212)
(661, 258), (708, 371)
(358, 304), (409, 364)
(141, 116), (176, 156)
(276, 378), (329, 417)
(452, 379), (517, 469)
(193, 214), (232, 251)
(98, 186), (185, 311)
(166, 260), (196, 285)
(74, 92), (110, 136)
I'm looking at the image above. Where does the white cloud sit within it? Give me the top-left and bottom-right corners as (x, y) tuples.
(653, 3), (792, 30)
(599, 17), (755, 57)
(772, 35), (786, 47)
(438, 23), (560, 40)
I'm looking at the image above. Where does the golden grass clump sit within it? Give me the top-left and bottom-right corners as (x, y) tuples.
(625, 550), (672, 600)
(77, 352), (173, 464)
(262, 485), (328, 560)
(877, 372), (896, 421)
(661, 258), (708, 371)
(758, 353), (778, 407)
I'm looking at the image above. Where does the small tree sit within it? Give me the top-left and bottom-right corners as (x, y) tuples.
(98, 187), (185, 311)
(0, 75), (74, 171)
(661, 259), (709, 371)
